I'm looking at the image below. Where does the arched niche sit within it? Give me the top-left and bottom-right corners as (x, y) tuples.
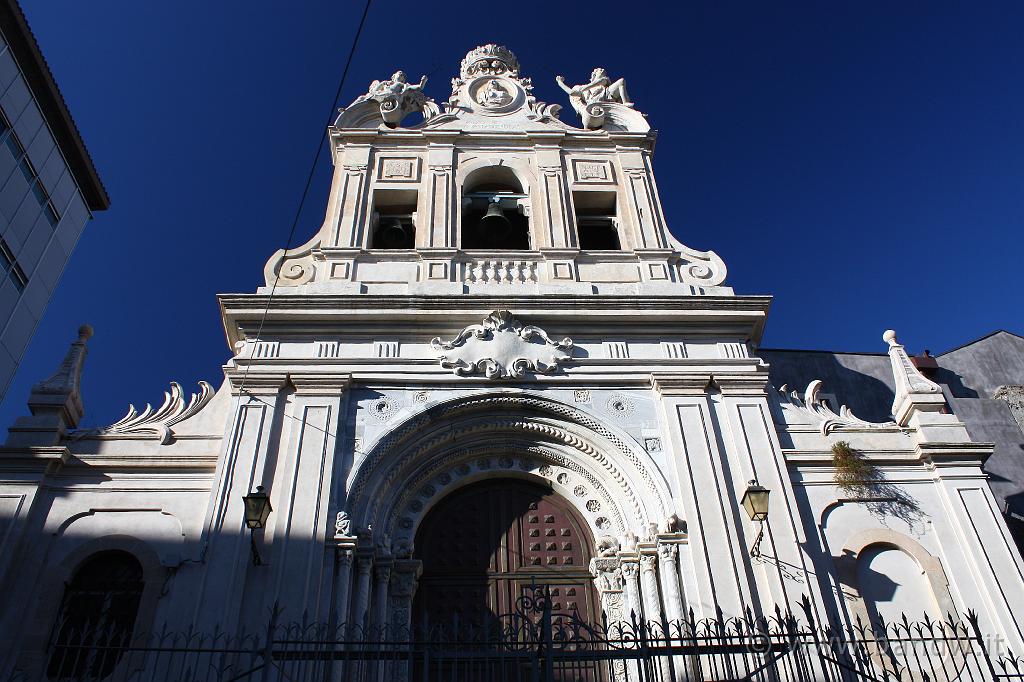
(458, 160), (533, 250)
(836, 529), (954, 627)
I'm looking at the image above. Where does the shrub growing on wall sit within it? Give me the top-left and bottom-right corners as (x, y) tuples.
(832, 440), (878, 495)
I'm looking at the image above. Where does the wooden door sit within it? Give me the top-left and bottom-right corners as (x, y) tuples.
(413, 478), (598, 629)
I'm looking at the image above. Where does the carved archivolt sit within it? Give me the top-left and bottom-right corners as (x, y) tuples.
(380, 441), (631, 553)
(348, 393), (665, 508)
(347, 393), (669, 542)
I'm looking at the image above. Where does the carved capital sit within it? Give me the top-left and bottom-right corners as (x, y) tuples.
(658, 543), (678, 561)
(337, 548), (355, 568)
(640, 553), (658, 572)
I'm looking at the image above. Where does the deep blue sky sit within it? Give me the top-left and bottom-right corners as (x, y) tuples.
(2, 1), (1021, 429)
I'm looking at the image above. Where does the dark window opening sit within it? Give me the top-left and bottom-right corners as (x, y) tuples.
(47, 551), (144, 680)
(370, 189), (417, 249)
(0, 111), (61, 226)
(0, 237), (27, 291)
(461, 167), (530, 250)
(574, 191), (620, 250)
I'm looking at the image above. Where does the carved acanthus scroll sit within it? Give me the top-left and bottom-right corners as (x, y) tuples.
(76, 381), (216, 444)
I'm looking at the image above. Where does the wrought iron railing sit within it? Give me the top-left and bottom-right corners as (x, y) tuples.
(10, 588), (1024, 682)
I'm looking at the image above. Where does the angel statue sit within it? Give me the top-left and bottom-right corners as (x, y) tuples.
(345, 71), (436, 127)
(556, 68), (632, 107)
(556, 68), (633, 129)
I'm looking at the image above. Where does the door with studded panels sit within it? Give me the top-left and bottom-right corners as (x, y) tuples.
(413, 478), (598, 628)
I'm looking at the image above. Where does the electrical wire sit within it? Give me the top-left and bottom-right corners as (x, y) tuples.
(235, 0), (372, 401)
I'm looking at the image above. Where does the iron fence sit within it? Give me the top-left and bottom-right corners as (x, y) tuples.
(10, 588), (1024, 682)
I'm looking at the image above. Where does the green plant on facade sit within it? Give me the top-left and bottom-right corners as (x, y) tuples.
(832, 440), (879, 495)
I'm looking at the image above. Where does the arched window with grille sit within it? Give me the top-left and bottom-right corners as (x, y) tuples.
(46, 551), (144, 680)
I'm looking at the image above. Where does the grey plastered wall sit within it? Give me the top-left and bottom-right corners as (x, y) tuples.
(758, 330), (1024, 552)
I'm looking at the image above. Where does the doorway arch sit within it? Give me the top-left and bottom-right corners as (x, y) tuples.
(412, 478), (599, 628)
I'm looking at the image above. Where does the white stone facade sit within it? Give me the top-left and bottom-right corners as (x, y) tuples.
(1, 45), (1022, 677)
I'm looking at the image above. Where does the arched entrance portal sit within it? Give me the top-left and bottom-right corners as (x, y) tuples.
(413, 478), (599, 628)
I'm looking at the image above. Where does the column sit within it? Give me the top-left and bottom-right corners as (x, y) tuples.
(657, 542), (685, 625)
(333, 545), (356, 629)
(620, 557), (643, 624)
(371, 560), (392, 632)
(352, 554), (374, 630)
(591, 557), (632, 681)
(386, 559), (422, 682)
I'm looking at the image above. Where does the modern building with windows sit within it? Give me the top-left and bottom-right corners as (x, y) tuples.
(0, 0), (108, 399)
(1, 45), (1023, 682)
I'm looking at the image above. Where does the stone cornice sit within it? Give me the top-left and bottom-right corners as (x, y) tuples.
(219, 294), (771, 348)
(711, 372), (770, 396)
(222, 369), (290, 396)
(0, 446), (69, 474)
(783, 441), (994, 467)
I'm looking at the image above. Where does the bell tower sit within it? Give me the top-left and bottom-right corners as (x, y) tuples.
(263, 44), (729, 296)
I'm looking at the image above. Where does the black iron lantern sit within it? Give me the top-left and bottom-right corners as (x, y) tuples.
(741, 480), (770, 522)
(741, 480), (770, 558)
(242, 485), (272, 529)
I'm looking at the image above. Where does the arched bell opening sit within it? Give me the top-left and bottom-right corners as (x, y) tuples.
(460, 165), (530, 250)
(411, 478), (599, 631)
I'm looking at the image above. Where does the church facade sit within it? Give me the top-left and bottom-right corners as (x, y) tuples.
(1, 45), (1023, 680)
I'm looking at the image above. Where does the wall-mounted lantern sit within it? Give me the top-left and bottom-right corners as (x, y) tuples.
(242, 485), (272, 565)
(741, 480), (770, 557)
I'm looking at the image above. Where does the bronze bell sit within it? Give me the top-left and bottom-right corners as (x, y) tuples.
(378, 217), (410, 248)
(478, 200), (512, 243)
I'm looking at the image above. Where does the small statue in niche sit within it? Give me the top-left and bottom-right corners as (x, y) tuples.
(556, 68), (633, 129)
(477, 78), (513, 107)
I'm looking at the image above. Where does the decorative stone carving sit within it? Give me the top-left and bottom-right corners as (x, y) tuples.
(605, 395), (635, 419)
(476, 79), (513, 107)
(658, 543), (678, 561)
(994, 385), (1024, 433)
(335, 511), (353, 537)
(776, 380), (897, 435)
(75, 381), (215, 444)
(338, 71), (440, 128)
(591, 557), (624, 592)
(556, 68), (633, 129)
(597, 535), (619, 557)
(644, 437), (662, 453)
(430, 310), (573, 379)
(660, 514), (684, 534)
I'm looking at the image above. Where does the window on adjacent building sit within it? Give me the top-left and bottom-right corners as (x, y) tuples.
(47, 551), (145, 680)
(369, 188), (417, 249)
(573, 191), (620, 250)
(0, 236), (27, 291)
(0, 111), (60, 226)
(461, 166), (530, 250)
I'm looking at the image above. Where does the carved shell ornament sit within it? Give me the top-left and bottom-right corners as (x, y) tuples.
(430, 310), (573, 379)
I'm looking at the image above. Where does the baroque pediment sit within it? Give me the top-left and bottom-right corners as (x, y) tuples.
(430, 310), (573, 379)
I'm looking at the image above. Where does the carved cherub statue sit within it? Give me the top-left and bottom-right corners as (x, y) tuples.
(356, 71), (428, 103)
(346, 71), (436, 127)
(556, 68), (632, 106)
